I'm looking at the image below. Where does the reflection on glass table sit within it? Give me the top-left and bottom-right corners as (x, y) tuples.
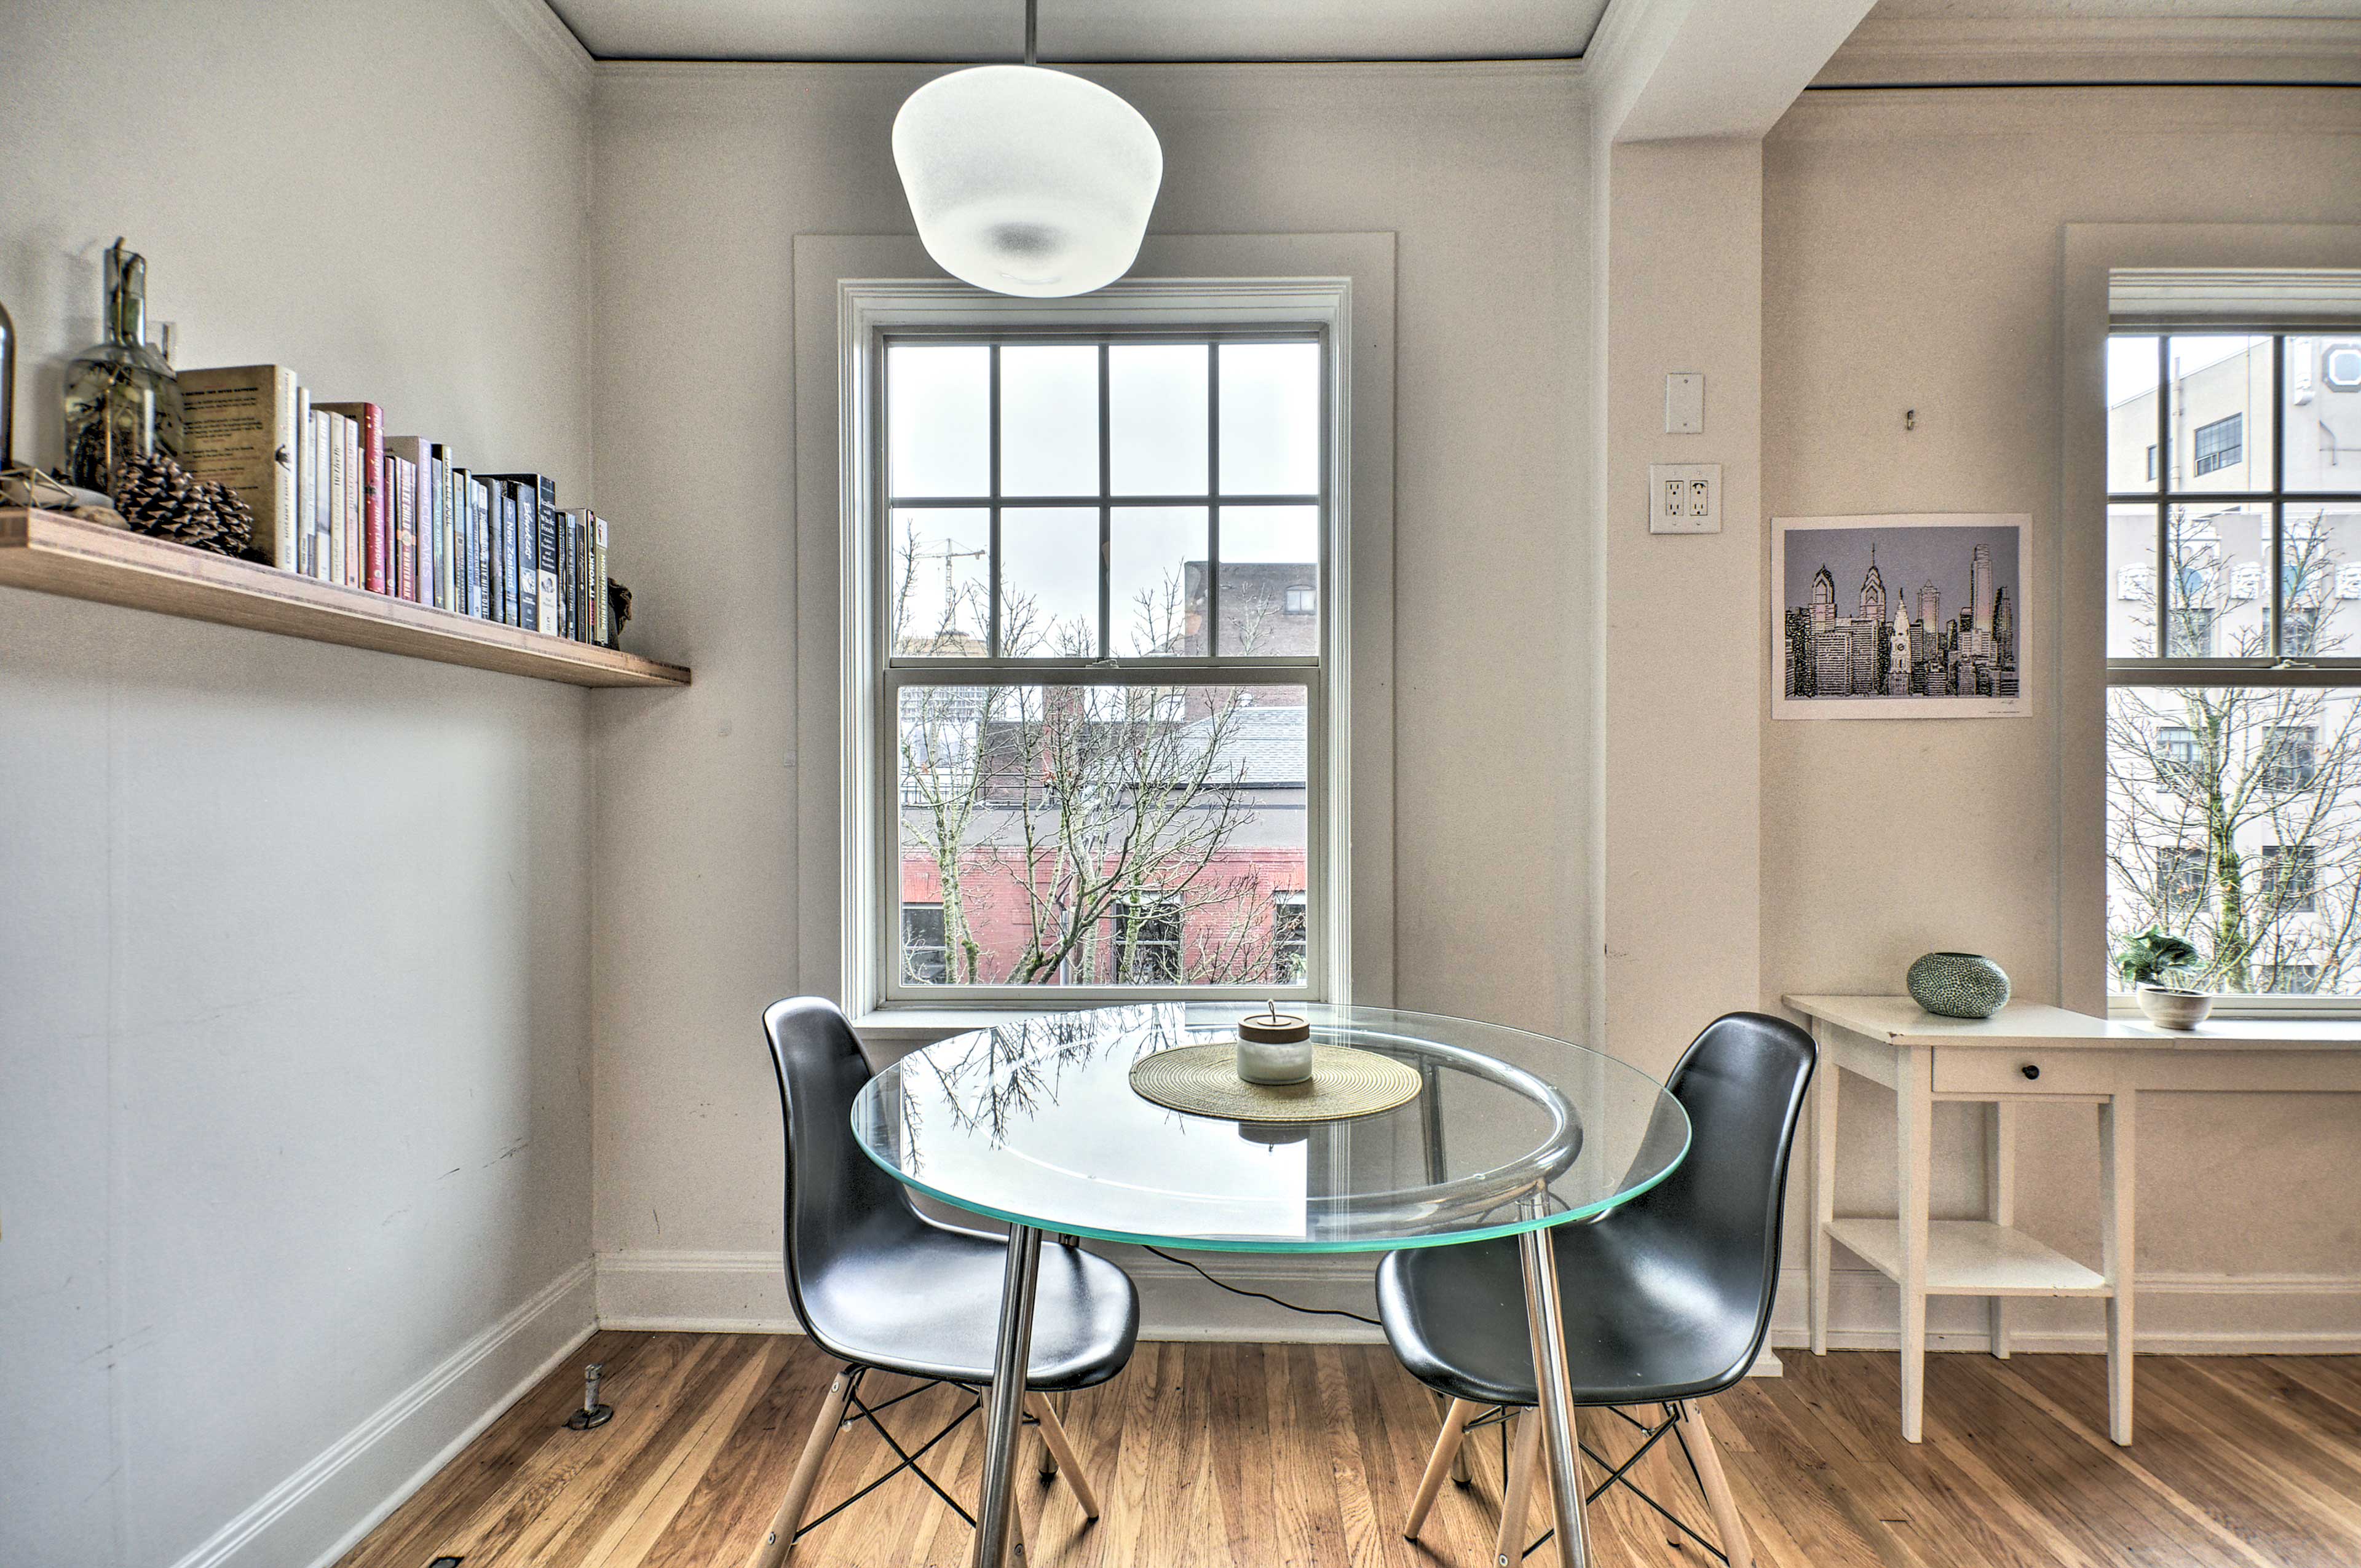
(850, 1003), (1688, 1568)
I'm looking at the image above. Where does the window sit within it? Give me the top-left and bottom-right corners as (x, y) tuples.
(2106, 331), (2361, 1004)
(2194, 413), (2243, 476)
(2146, 444), (2157, 481)
(1271, 891), (1307, 983)
(2261, 962), (2321, 994)
(2157, 845), (2209, 907)
(1110, 894), (1183, 984)
(2259, 725), (2318, 789)
(879, 329), (1331, 998)
(2260, 845), (2318, 913)
(903, 903), (951, 983)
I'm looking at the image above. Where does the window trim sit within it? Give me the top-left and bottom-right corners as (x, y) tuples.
(801, 246), (1394, 1028)
(2070, 226), (2361, 1018)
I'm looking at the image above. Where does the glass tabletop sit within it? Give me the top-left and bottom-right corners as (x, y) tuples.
(852, 1003), (1689, 1253)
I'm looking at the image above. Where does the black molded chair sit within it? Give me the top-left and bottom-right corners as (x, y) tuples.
(746, 998), (1141, 1567)
(1378, 1011), (1814, 1568)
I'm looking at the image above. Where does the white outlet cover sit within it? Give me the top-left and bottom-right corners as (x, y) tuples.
(1647, 462), (1722, 534)
(1664, 372), (1704, 435)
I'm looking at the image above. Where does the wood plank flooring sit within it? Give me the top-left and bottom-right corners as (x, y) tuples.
(338, 1335), (2361, 1568)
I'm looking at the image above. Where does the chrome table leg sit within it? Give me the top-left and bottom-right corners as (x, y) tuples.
(973, 1224), (1045, 1568)
(1520, 1223), (1593, 1568)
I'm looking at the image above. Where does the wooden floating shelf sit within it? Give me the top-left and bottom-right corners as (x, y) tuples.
(0, 507), (689, 688)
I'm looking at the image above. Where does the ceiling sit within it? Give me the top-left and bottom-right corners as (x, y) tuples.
(544, 0), (1618, 63)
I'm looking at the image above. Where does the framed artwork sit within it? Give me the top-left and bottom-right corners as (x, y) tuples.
(1772, 513), (2030, 720)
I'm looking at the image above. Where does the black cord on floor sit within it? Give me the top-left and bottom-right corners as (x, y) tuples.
(1141, 1245), (1382, 1327)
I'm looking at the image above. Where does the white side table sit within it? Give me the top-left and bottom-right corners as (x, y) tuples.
(1783, 994), (2361, 1447)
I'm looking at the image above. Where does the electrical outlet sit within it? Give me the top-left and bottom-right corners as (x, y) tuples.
(1647, 463), (1721, 534)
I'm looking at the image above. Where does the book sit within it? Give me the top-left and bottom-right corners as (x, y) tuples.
(317, 401), (385, 593)
(385, 439), (427, 601)
(325, 410), (348, 587)
(313, 409), (331, 580)
(559, 508), (580, 640)
(467, 476), (492, 620)
(344, 414), (362, 589)
(591, 511), (609, 646)
(484, 473), (555, 634)
(431, 444), (454, 611)
(391, 454), (420, 601)
(179, 364), (301, 569)
(497, 483), (520, 626)
(293, 385), (311, 577)
(451, 467), (474, 615)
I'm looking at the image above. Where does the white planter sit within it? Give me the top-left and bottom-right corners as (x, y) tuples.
(2135, 985), (2213, 1030)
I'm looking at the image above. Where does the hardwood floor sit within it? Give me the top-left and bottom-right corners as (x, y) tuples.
(338, 1334), (2361, 1568)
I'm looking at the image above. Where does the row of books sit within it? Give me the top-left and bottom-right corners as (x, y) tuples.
(178, 364), (614, 645)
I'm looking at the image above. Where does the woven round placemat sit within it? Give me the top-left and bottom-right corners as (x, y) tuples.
(1128, 1042), (1422, 1123)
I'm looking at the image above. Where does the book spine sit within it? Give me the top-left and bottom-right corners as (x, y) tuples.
(452, 468), (473, 615)
(559, 508), (579, 640)
(536, 477), (560, 636)
(293, 385), (311, 576)
(430, 446), (453, 611)
(398, 456), (420, 601)
(314, 411), (330, 580)
(326, 412), (347, 586)
(345, 417), (362, 588)
(499, 485), (520, 626)
(470, 478), (491, 620)
(592, 511), (609, 647)
(424, 453), (442, 609)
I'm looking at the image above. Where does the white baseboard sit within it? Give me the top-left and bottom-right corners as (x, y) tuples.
(1769, 1265), (2361, 1355)
(165, 1261), (597, 1568)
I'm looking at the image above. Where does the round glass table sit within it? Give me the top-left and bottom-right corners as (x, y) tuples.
(852, 1003), (1688, 1568)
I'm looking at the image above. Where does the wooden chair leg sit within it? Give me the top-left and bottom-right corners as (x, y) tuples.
(1438, 1390), (1473, 1484)
(1495, 1411), (1541, 1568)
(1674, 1399), (1754, 1568)
(1025, 1392), (1100, 1520)
(745, 1367), (854, 1568)
(1035, 1390), (1062, 1479)
(1404, 1397), (1482, 1539)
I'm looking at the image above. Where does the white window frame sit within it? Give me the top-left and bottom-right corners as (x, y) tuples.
(794, 238), (1395, 1033)
(869, 322), (1333, 1007)
(2063, 226), (2361, 1019)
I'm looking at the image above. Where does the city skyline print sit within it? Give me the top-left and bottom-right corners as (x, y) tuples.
(1773, 513), (2030, 721)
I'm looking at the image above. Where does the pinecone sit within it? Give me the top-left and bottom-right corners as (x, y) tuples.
(114, 453), (255, 557)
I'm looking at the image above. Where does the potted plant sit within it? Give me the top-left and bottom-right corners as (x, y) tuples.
(2114, 928), (2211, 1028)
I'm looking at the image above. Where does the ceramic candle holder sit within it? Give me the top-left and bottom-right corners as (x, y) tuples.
(1236, 1010), (1313, 1084)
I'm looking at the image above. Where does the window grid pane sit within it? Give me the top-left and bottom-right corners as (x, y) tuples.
(2106, 326), (2361, 1003)
(882, 329), (1329, 998)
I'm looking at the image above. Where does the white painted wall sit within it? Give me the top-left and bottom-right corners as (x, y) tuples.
(0, 4), (601, 1564)
(1762, 85), (2361, 1346)
(585, 63), (1591, 1315)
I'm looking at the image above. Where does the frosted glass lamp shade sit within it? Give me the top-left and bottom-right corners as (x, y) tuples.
(893, 65), (1163, 299)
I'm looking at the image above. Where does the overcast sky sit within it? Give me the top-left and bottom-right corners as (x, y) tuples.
(1782, 522), (2022, 629)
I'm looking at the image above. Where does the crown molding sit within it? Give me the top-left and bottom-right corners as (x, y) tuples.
(1816, 17), (2361, 86)
(483, 0), (595, 100)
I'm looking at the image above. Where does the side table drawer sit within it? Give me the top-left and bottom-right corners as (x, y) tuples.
(1932, 1047), (2122, 1097)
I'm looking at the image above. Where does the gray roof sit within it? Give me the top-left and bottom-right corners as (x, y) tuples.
(1180, 703), (1306, 787)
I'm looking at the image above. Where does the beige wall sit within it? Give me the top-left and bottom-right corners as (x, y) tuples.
(1762, 87), (2361, 1342)
(0, 4), (599, 1563)
(587, 63), (1590, 1290)
(1600, 138), (1766, 1082)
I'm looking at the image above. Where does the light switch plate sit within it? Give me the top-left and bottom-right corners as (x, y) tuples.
(1664, 372), (1704, 435)
(1647, 463), (1722, 534)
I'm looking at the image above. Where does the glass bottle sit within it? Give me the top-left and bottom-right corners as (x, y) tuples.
(63, 238), (183, 495)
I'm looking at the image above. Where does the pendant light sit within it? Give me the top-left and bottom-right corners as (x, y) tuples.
(892, 0), (1163, 299)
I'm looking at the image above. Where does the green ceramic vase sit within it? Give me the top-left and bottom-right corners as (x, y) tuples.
(1906, 952), (2011, 1019)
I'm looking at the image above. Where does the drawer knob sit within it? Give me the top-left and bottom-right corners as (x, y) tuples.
(2020, 1063), (2041, 1081)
